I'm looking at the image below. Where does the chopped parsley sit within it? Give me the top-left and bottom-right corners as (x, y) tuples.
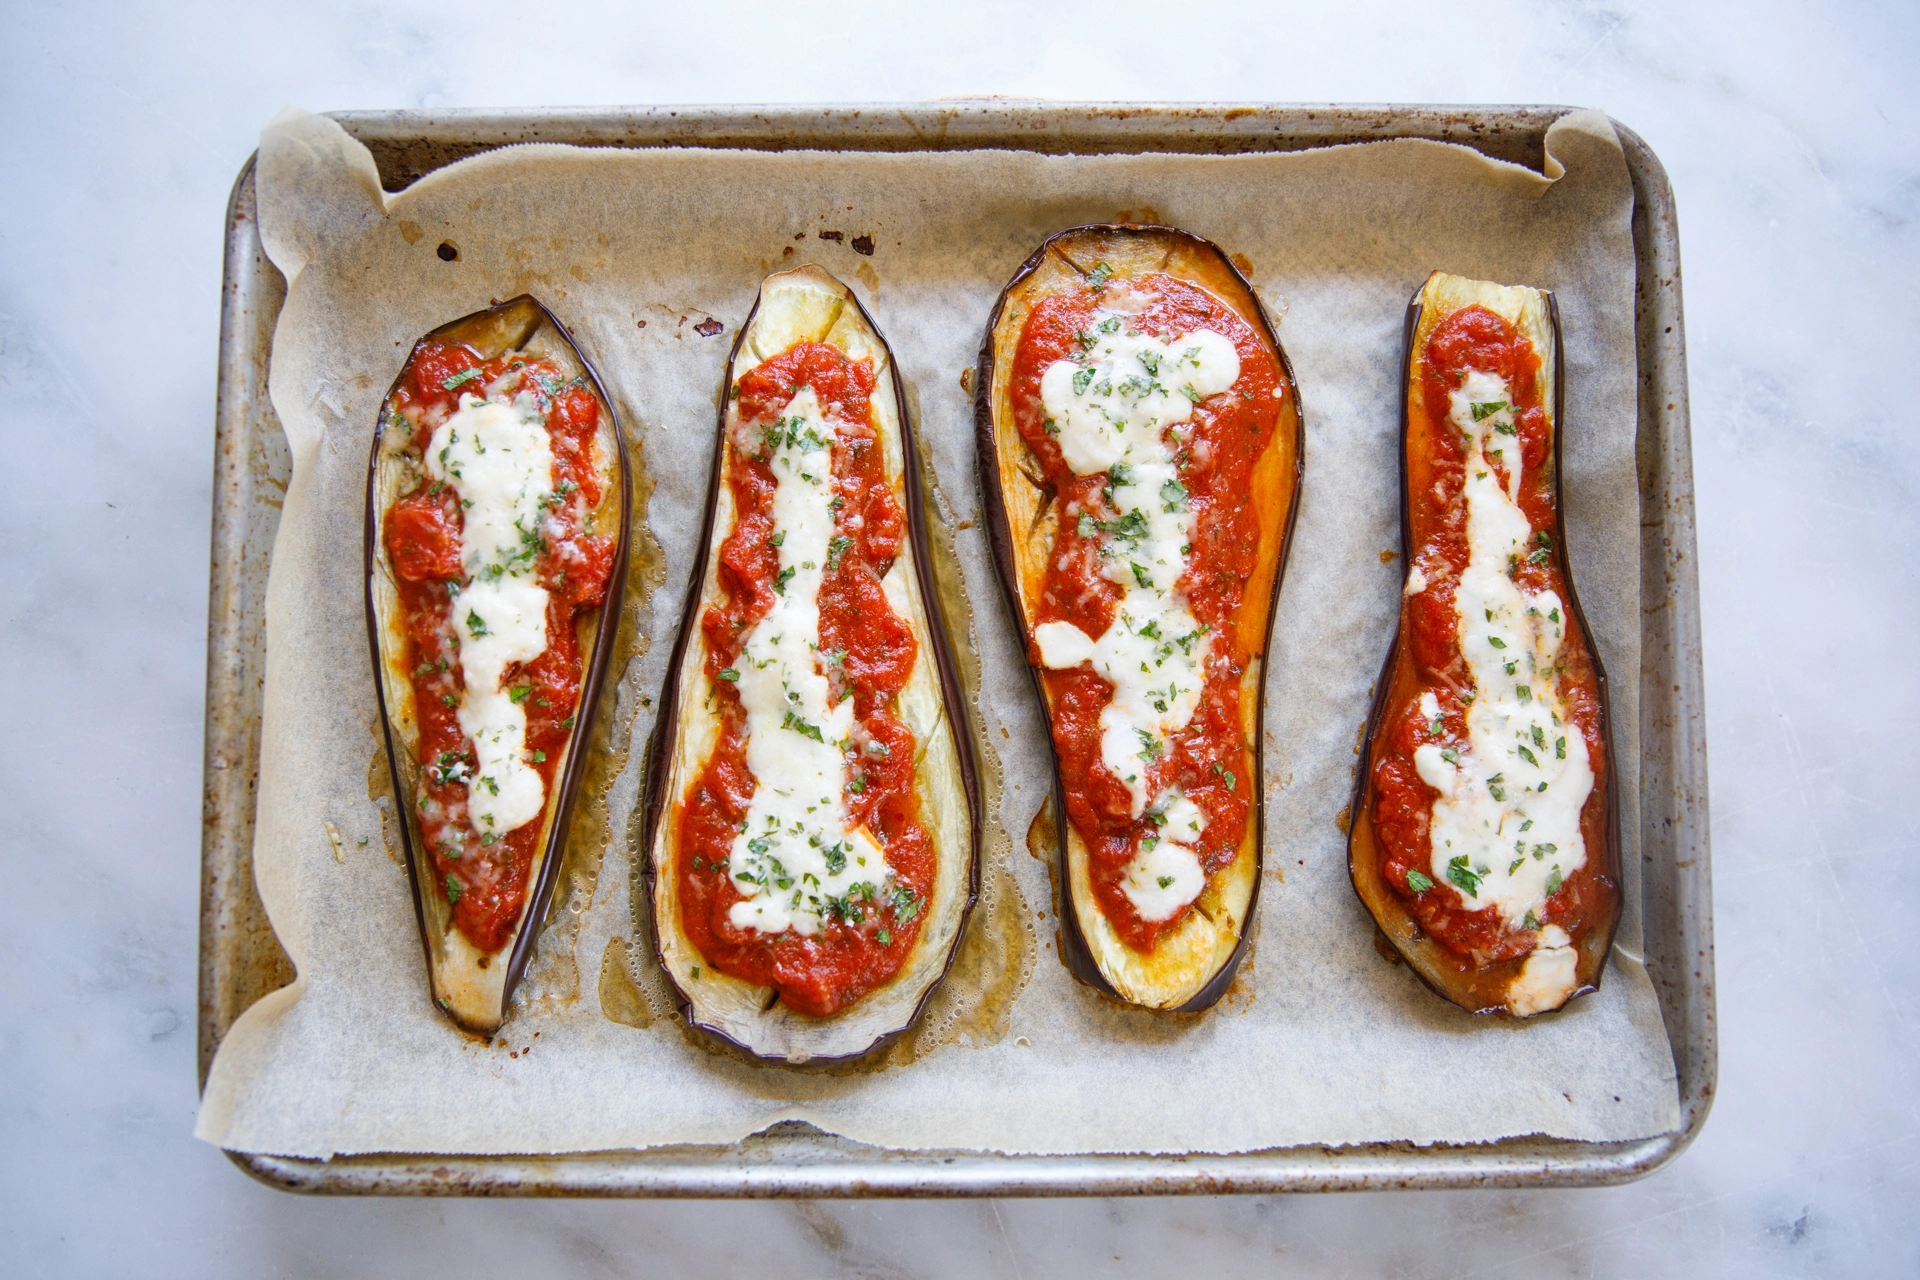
(1405, 869), (1435, 893)
(1445, 856), (1482, 896)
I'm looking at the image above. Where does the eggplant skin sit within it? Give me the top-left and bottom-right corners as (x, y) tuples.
(1348, 271), (1620, 1018)
(640, 265), (979, 1065)
(975, 226), (1303, 1011)
(365, 295), (631, 1036)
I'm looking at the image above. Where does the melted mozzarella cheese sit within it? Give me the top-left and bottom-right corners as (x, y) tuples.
(721, 389), (899, 936)
(1036, 314), (1238, 818)
(1034, 620), (1096, 668)
(426, 393), (555, 838)
(1118, 793), (1208, 921)
(1411, 370), (1594, 935)
(1508, 925), (1578, 1016)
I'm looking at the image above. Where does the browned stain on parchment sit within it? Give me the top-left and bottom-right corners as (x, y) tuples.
(1026, 795), (1064, 962)
(597, 935), (677, 1030)
(366, 737), (403, 865)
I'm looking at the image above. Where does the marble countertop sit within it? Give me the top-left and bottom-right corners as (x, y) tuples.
(3, 1), (1914, 1275)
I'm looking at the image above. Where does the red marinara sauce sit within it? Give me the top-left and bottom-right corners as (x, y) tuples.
(674, 342), (932, 1018)
(1369, 305), (1609, 965)
(1010, 277), (1282, 953)
(381, 341), (616, 953)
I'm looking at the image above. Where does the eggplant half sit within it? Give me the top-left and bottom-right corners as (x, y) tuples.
(367, 295), (631, 1035)
(1349, 271), (1619, 1017)
(976, 226), (1302, 1010)
(642, 265), (979, 1063)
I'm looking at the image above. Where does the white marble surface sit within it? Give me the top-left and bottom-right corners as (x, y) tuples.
(2, 1), (1913, 1274)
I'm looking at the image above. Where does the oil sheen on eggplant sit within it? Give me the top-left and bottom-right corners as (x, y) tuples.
(1349, 271), (1620, 1017)
(976, 226), (1302, 1011)
(642, 265), (979, 1064)
(367, 296), (631, 1035)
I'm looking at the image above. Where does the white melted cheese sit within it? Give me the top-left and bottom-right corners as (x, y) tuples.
(1118, 793), (1208, 921)
(1508, 924), (1579, 1016)
(721, 389), (898, 937)
(1410, 370), (1594, 943)
(426, 393), (555, 839)
(1033, 311), (1240, 920)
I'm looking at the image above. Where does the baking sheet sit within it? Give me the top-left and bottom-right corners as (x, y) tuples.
(196, 106), (1679, 1159)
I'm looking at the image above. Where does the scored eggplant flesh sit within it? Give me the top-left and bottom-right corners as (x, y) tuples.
(975, 226), (1303, 1010)
(1348, 271), (1620, 1017)
(642, 265), (979, 1063)
(366, 295), (631, 1035)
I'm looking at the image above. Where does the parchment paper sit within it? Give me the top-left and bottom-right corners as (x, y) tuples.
(196, 106), (1680, 1158)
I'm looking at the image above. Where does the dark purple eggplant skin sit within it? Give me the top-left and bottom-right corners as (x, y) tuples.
(638, 279), (981, 1065)
(365, 294), (632, 1035)
(1347, 284), (1621, 1016)
(973, 225), (1305, 1013)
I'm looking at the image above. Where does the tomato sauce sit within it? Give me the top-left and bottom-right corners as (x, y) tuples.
(674, 342), (932, 1017)
(382, 341), (615, 954)
(1009, 277), (1282, 953)
(1370, 305), (1609, 964)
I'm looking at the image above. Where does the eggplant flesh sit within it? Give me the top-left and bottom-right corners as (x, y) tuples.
(366, 295), (631, 1035)
(642, 265), (979, 1063)
(1348, 271), (1619, 1017)
(975, 227), (1302, 1010)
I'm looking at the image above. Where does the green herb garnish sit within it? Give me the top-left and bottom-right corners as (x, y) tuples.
(1446, 856), (1482, 896)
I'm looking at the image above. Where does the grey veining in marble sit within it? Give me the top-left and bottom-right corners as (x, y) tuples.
(2, 1), (1914, 1275)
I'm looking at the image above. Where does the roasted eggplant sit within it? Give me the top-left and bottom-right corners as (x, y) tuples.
(1349, 271), (1619, 1017)
(643, 265), (978, 1063)
(367, 296), (630, 1034)
(977, 226), (1302, 1010)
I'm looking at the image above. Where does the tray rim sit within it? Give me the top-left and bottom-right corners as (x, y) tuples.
(199, 101), (1714, 1197)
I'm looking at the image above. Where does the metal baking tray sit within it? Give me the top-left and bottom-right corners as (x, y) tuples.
(200, 102), (1713, 1195)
